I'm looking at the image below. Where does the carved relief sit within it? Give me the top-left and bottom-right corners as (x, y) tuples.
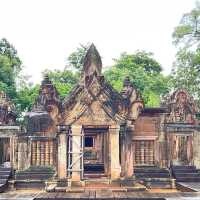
(0, 91), (16, 125)
(163, 89), (198, 124)
(26, 75), (61, 134)
(120, 77), (143, 121)
(62, 45), (143, 125)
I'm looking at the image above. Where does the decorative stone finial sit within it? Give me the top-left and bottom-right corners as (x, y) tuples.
(42, 74), (51, 85)
(82, 44), (102, 77)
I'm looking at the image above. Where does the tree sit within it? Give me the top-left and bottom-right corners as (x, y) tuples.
(104, 51), (170, 107)
(171, 2), (200, 103)
(43, 69), (78, 100)
(172, 1), (200, 48)
(15, 84), (40, 113)
(66, 43), (90, 70)
(0, 38), (22, 99)
(170, 48), (200, 103)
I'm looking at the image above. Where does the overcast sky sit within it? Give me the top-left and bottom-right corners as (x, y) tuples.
(0, 0), (197, 83)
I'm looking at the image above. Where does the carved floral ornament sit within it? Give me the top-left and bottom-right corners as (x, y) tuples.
(163, 89), (199, 123)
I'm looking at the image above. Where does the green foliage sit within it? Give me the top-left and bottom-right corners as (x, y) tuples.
(0, 38), (23, 102)
(15, 85), (40, 113)
(66, 43), (90, 70)
(0, 38), (22, 71)
(113, 51), (162, 74)
(172, 1), (200, 47)
(171, 48), (200, 103)
(0, 55), (17, 98)
(171, 2), (200, 104)
(104, 51), (169, 107)
(43, 69), (78, 100)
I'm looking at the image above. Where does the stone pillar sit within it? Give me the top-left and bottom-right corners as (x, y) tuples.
(10, 136), (14, 168)
(158, 114), (167, 168)
(27, 140), (32, 168)
(41, 141), (45, 166)
(17, 139), (28, 170)
(32, 141), (37, 165)
(49, 140), (54, 166)
(110, 125), (121, 180)
(45, 141), (50, 166)
(193, 130), (200, 168)
(58, 133), (67, 179)
(71, 125), (82, 182)
(13, 136), (18, 169)
(36, 141), (41, 166)
(124, 126), (134, 178)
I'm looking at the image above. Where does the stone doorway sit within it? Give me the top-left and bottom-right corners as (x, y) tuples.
(83, 126), (109, 178)
(170, 134), (193, 166)
(0, 138), (10, 165)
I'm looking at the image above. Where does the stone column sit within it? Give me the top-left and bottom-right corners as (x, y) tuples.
(10, 136), (14, 168)
(110, 125), (121, 180)
(32, 141), (37, 165)
(45, 141), (50, 166)
(125, 127), (134, 178)
(17, 139), (28, 170)
(193, 130), (200, 168)
(71, 125), (82, 182)
(58, 133), (67, 179)
(36, 141), (41, 166)
(158, 114), (167, 168)
(41, 141), (45, 166)
(13, 136), (18, 169)
(26, 140), (32, 168)
(50, 140), (54, 166)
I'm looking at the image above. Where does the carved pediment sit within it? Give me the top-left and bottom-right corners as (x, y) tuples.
(62, 44), (144, 125)
(163, 89), (198, 124)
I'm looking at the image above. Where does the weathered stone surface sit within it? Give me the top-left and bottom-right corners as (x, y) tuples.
(0, 91), (16, 125)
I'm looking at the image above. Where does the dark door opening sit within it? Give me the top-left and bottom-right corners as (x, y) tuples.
(171, 135), (192, 166)
(0, 138), (10, 166)
(83, 126), (109, 178)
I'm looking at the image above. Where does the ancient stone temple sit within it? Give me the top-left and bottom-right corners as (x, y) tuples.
(1, 44), (200, 192)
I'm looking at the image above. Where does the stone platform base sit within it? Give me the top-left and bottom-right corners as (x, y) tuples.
(46, 183), (146, 193)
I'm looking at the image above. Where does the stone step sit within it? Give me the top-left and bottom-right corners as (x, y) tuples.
(171, 165), (196, 170)
(0, 171), (11, 175)
(84, 173), (107, 178)
(85, 178), (110, 185)
(174, 173), (200, 178)
(0, 167), (11, 171)
(134, 169), (169, 174)
(176, 177), (200, 182)
(135, 173), (170, 178)
(0, 175), (9, 179)
(15, 180), (45, 189)
(16, 171), (55, 174)
(172, 169), (198, 173)
(15, 174), (54, 180)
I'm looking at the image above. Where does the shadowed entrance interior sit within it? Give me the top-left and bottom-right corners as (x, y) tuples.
(83, 126), (109, 178)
